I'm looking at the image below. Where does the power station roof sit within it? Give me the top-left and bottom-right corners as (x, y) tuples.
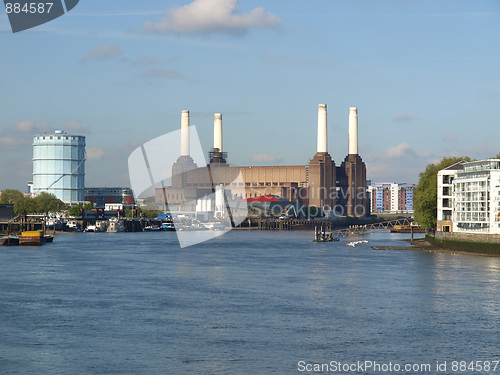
(238, 195), (289, 203)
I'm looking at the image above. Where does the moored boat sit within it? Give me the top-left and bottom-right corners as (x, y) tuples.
(107, 218), (125, 233)
(19, 231), (46, 246)
(160, 222), (176, 231)
(390, 225), (425, 233)
(347, 240), (368, 247)
(85, 225), (97, 232)
(143, 225), (160, 231)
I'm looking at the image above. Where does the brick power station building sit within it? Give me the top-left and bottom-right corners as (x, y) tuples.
(154, 105), (370, 217)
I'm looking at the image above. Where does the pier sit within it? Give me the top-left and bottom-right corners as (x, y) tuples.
(313, 217), (419, 242)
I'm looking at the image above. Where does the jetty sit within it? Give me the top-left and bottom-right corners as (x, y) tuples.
(313, 218), (423, 242)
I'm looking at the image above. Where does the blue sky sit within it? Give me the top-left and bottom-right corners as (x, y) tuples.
(1, 0), (499, 191)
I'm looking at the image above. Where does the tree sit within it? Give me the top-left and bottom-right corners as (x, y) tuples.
(0, 189), (24, 204)
(126, 207), (161, 218)
(413, 156), (471, 229)
(0, 189), (30, 215)
(33, 192), (66, 215)
(83, 203), (94, 210)
(68, 204), (84, 217)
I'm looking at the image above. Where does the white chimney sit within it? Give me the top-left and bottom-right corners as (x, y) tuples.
(180, 110), (190, 156)
(214, 113), (222, 152)
(317, 104), (327, 153)
(349, 107), (358, 155)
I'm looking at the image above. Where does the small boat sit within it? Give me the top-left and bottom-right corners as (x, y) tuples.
(107, 218), (125, 233)
(204, 222), (226, 231)
(44, 235), (54, 243)
(160, 222), (176, 231)
(0, 236), (8, 246)
(85, 225), (97, 232)
(19, 231), (46, 246)
(346, 240), (368, 247)
(143, 225), (160, 231)
(390, 225), (425, 233)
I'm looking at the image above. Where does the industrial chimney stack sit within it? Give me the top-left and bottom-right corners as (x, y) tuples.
(209, 112), (227, 165)
(180, 110), (190, 156)
(172, 109), (198, 188)
(349, 107), (358, 155)
(214, 113), (222, 152)
(317, 104), (327, 153)
(308, 103), (335, 209)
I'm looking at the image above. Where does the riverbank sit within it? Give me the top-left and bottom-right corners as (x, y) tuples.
(373, 237), (500, 257)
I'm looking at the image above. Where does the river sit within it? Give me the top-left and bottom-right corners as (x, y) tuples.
(0, 230), (498, 374)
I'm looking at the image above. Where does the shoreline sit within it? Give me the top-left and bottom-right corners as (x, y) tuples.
(372, 238), (500, 257)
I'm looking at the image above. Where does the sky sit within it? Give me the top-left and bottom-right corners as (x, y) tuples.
(1, 0), (500, 192)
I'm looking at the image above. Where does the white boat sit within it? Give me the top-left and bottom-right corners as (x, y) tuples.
(204, 222), (226, 231)
(346, 240), (368, 247)
(96, 220), (108, 232)
(67, 220), (78, 229)
(143, 225), (160, 231)
(107, 218), (125, 233)
(85, 225), (97, 232)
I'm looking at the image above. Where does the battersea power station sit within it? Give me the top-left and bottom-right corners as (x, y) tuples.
(155, 105), (370, 217)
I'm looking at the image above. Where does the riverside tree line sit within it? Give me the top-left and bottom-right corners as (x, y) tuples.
(413, 153), (500, 229)
(0, 189), (160, 218)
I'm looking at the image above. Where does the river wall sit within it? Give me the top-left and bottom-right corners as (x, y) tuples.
(429, 232), (500, 255)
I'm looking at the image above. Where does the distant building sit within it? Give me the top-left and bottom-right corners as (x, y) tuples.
(85, 187), (135, 209)
(368, 182), (415, 213)
(437, 159), (500, 235)
(32, 130), (86, 205)
(26, 181), (34, 197)
(152, 106), (370, 217)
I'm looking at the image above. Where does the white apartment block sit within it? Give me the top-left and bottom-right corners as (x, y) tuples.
(437, 159), (500, 234)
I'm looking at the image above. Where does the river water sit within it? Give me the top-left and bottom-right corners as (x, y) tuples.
(0, 230), (499, 375)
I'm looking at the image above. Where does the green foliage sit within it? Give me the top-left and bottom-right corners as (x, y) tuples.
(413, 156), (471, 229)
(0, 189), (65, 215)
(33, 192), (66, 214)
(0, 189), (24, 204)
(0, 189), (29, 214)
(68, 204), (84, 217)
(126, 207), (161, 218)
(83, 203), (94, 210)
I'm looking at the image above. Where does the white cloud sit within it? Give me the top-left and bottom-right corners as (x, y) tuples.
(65, 120), (92, 134)
(381, 142), (417, 159)
(252, 153), (283, 164)
(0, 137), (25, 146)
(392, 112), (416, 123)
(86, 147), (106, 161)
(66, 120), (82, 131)
(11, 120), (35, 133)
(365, 143), (433, 183)
(142, 0), (281, 35)
(80, 44), (124, 63)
